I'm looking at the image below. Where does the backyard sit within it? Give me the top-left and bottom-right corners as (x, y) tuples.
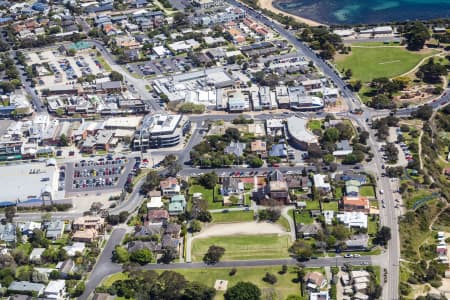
(191, 234), (291, 262)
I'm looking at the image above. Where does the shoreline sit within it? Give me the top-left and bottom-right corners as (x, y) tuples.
(258, 0), (324, 26)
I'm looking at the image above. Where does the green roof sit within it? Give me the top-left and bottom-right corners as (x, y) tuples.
(169, 202), (184, 214)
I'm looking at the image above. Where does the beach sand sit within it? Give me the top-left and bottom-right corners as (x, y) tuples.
(258, 0), (323, 26)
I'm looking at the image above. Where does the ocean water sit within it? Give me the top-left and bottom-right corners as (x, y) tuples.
(273, 0), (450, 24)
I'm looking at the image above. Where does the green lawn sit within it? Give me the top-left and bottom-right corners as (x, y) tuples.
(294, 211), (313, 224)
(335, 47), (435, 82)
(211, 210), (254, 223)
(189, 184), (223, 210)
(360, 185), (376, 198)
(191, 234), (291, 262)
(368, 216), (379, 235)
(321, 201), (339, 211)
(306, 200), (320, 210)
(333, 186), (343, 200)
(307, 119), (323, 131)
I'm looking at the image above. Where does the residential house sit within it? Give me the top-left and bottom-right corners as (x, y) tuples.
(313, 174), (331, 193)
(164, 223), (181, 238)
(266, 170), (290, 204)
(285, 174), (309, 192)
(310, 292), (330, 300)
(342, 196), (370, 213)
(44, 280), (66, 300)
(0, 223), (16, 242)
(134, 224), (163, 238)
(160, 177), (180, 196)
(297, 223), (322, 239)
(250, 140), (267, 158)
(146, 196), (164, 210)
(221, 177), (244, 196)
(169, 195), (186, 215)
(8, 282), (45, 296)
(161, 234), (179, 250)
(72, 228), (98, 243)
(56, 259), (74, 278)
(333, 140), (353, 157)
(29, 248), (46, 264)
(63, 242), (86, 256)
(337, 212), (368, 229)
(127, 240), (162, 254)
(336, 173), (367, 185)
(73, 216), (105, 232)
(19, 221), (41, 236)
(224, 141), (246, 157)
(147, 209), (169, 224)
(304, 272), (327, 291)
(345, 180), (360, 197)
(345, 234), (369, 250)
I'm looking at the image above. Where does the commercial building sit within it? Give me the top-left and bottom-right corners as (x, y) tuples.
(286, 116), (318, 150)
(0, 162), (57, 205)
(132, 113), (190, 150)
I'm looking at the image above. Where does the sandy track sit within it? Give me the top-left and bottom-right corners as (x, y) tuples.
(194, 221), (287, 239)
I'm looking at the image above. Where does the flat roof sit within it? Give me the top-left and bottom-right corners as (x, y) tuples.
(104, 116), (142, 129)
(286, 116), (318, 144)
(0, 163), (57, 202)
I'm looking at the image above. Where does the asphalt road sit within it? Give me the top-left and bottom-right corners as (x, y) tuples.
(80, 228), (126, 300)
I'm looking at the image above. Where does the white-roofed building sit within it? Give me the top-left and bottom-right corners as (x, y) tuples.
(313, 174), (331, 193)
(337, 212), (368, 229)
(147, 196), (164, 209)
(44, 280), (66, 300)
(286, 116), (318, 150)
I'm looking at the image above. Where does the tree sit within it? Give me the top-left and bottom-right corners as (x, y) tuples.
(289, 241), (313, 261)
(323, 127), (340, 142)
(112, 246), (129, 263)
(130, 248), (153, 265)
(416, 58), (448, 83)
(141, 171), (160, 193)
(197, 211), (212, 222)
(412, 104), (433, 120)
(183, 281), (216, 300)
(405, 21), (430, 51)
(109, 70), (123, 82)
(263, 272), (277, 284)
(224, 281), (261, 300)
(159, 246), (178, 264)
(331, 224), (351, 241)
(203, 245), (225, 265)
(375, 226), (391, 246)
(344, 69), (352, 79)
(118, 211), (129, 223)
(198, 172), (218, 189)
(190, 220), (202, 233)
(149, 271), (187, 300)
(4, 206), (16, 222)
(370, 94), (395, 109)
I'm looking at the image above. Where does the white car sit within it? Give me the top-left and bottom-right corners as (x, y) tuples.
(344, 254), (354, 258)
(353, 254), (361, 258)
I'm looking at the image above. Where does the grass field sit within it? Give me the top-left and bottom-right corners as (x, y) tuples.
(102, 267), (311, 300)
(335, 47), (434, 82)
(191, 234), (291, 262)
(294, 211), (314, 224)
(211, 210), (254, 223)
(277, 216), (291, 232)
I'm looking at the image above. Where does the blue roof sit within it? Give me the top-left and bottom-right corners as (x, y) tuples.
(21, 198), (43, 204)
(0, 17), (12, 24)
(0, 201), (16, 207)
(269, 144), (287, 157)
(32, 2), (48, 11)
